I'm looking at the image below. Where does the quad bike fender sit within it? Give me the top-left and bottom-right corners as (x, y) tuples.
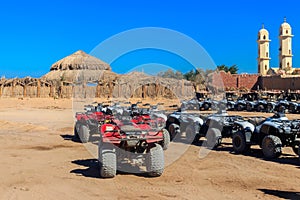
(236, 121), (255, 132)
(268, 102), (276, 107)
(172, 123), (180, 132)
(193, 117), (204, 126)
(244, 129), (253, 143)
(247, 102), (256, 106)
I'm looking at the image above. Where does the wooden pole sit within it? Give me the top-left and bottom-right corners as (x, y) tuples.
(96, 83), (101, 98)
(0, 85), (2, 97)
(60, 82), (64, 98)
(108, 81), (113, 98)
(83, 81), (86, 99)
(37, 79), (41, 98)
(23, 85), (27, 97)
(50, 85), (53, 98)
(12, 80), (16, 97)
(155, 80), (159, 98)
(118, 82), (121, 98)
(181, 79), (184, 97)
(142, 85), (146, 99)
(71, 85), (74, 98)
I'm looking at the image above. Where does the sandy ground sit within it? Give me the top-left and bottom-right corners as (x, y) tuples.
(1, 98), (300, 200)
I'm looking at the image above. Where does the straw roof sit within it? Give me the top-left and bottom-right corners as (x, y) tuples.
(50, 50), (111, 71)
(43, 69), (118, 83)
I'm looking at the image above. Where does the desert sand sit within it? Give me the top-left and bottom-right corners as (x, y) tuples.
(0, 98), (300, 200)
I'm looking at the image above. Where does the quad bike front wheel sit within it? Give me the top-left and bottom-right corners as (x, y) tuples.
(262, 135), (282, 158)
(168, 123), (180, 141)
(160, 129), (170, 150)
(205, 128), (222, 149)
(232, 131), (251, 153)
(257, 105), (264, 112)
(98, 143), (117, 178)
(74, 122), (80, 139)
(79, 125), (90, 143)
(185, 124), (200, 143)
(146, 144), (164, 177)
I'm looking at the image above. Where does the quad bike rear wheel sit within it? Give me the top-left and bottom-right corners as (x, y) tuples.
(205, 128), (222, 148)
(79, 125), (90, 143)
(278, 105), (286, 113)
(257, 105), (264, 112)
(262, 135), (282, 158)
(232, 131), (250, 153)
(237, 104), (244, 111)
(246, 105), (252, 112)
(146, 144), (164, 177)
(203, 103), (209, 111)
(160, 129), (170, 150)
(98, 143), (117, 178)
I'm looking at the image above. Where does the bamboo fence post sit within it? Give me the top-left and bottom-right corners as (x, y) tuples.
(37, 79), (41, 98)
(23, 85), (27, 97)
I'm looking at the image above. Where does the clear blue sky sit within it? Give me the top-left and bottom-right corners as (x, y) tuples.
(0, 0), (300, 78)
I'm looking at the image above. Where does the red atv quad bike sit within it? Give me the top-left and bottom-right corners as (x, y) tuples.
(131, 114), (169, 150)
(132, 112), (165, 127)
(131, 107), (168, 141)
(98, 116), (169, 178)
(74, 105), (110, 143)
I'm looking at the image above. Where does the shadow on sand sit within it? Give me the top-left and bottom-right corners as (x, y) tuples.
(70, 159), (152, 179)
(196, 139), (300, 168)
(60, 134), (99, 145)
(259, 189), (300, 199)
(71, 159), (100, 178)
(60, 134), (80, 142)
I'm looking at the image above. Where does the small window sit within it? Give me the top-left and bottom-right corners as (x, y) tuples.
(289, 49), (291, 54)
(287, 62), (290, 68)
(266, 52), (269, 57)
(265, 65), (267, 70)
(286, 30), (288, 34)
(263, 35), (266, 40)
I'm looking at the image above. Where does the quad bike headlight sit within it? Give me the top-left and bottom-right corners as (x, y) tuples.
(105, 126), (114, 131)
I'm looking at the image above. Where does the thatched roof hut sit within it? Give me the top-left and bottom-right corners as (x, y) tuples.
(50, 50), (111, 71)
(41, 50), (195, 99)
(43, 50), (117, 82)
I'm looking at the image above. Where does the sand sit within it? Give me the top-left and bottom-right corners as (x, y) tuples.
(0, 98), (300, 200)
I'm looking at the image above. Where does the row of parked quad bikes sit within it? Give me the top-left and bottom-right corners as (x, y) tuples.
(181, 92), (300, 113)
(74, 101), (300, 178)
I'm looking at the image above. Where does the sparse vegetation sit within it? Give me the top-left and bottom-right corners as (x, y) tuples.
(217, 64), (238, 74)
